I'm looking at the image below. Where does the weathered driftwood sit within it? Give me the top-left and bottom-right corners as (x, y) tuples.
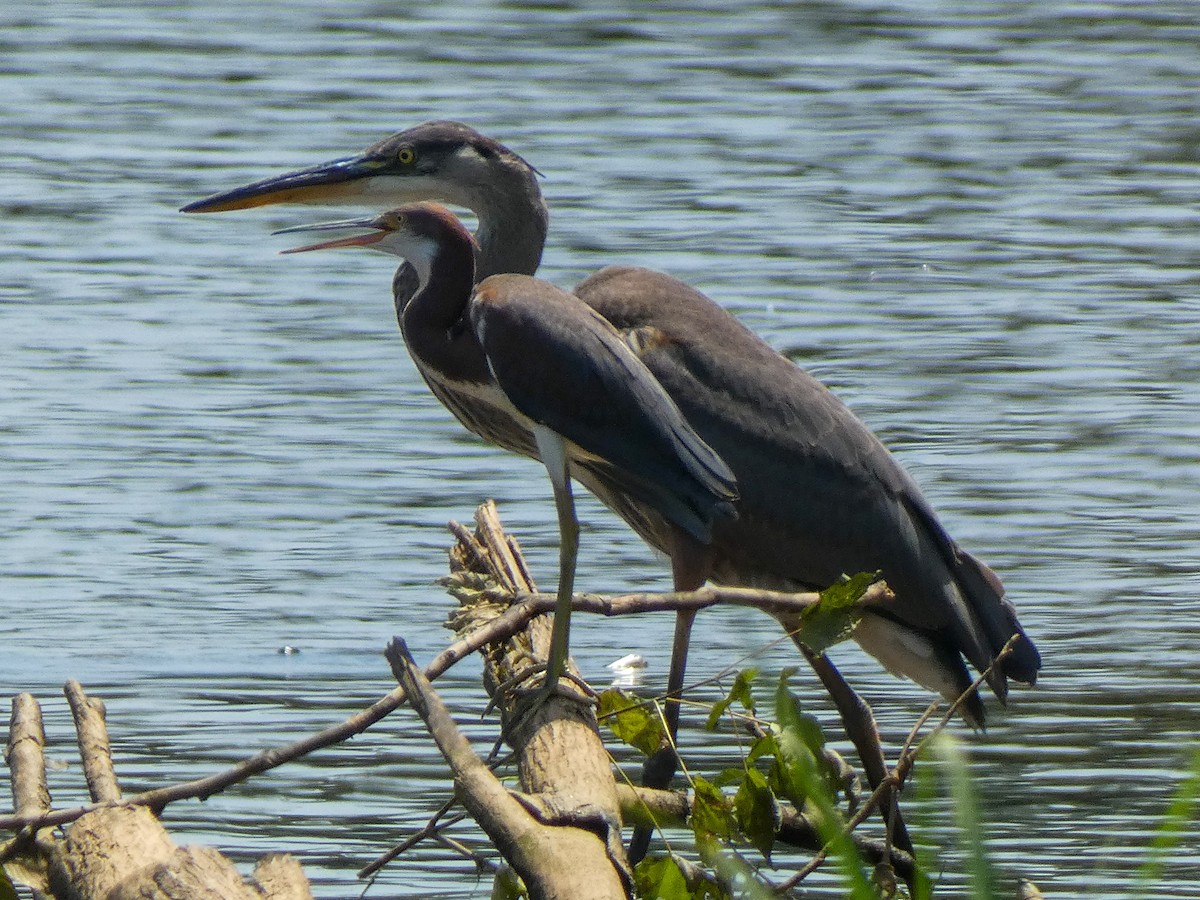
(7, 693), (50, 823)
(389, 499), (633, 899)
(3, 683), (312, 900)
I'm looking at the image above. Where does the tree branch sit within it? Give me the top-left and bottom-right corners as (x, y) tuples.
(0, 576), (880, 834)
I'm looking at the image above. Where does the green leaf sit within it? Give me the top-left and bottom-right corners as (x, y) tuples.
(795, 571), (878, 653)
(771, 672), (820, 806)
(490, 863), (526, 900)
(0, 865), (16, 900)
(746, 732), (777, 766)
(691, 776), (735, 842)
(711, 767), (747, 788)
(772, 671), (846, 799)
(704, 667), (758, 731)
(734, 767), (780, 860)
(704, 847), (774, 900)
(634, 855), (689, 900)
(772, 673), (875, 899)
(908, 746), (939, 900)
(598, 688), (665, 756)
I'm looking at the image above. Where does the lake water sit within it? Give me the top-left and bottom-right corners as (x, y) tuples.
(3, 1), (1199, 896)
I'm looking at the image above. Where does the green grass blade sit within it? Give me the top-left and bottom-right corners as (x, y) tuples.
(933, 733), (996, 900)
(1135, 746), (1200, 892)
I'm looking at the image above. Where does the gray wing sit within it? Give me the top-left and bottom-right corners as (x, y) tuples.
(469, 274), (737, 543)
(577, 265), (1041, 690)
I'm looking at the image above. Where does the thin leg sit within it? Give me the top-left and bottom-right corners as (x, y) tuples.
(629, 531), (708, 864)
(662, 608), (696, 745)
(792, 637), (914, 857)
(534, 426), (578, 696)
(543, 476), (579, 694)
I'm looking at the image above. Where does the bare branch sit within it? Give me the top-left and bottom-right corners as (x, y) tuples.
(386, 637), (631, 899)
(0, 500), (889, 881)
(356, 798), (464, 879)
(385, 640), (535, 858)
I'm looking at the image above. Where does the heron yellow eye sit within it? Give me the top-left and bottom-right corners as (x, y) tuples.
(397, 147), (416, 165)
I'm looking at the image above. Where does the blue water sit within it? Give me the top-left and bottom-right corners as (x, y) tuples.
(3, 1), (1199, 896)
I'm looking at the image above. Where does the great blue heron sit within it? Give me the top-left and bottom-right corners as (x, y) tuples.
(184, 122), (1040, 857)
(275, 202), (737, 702)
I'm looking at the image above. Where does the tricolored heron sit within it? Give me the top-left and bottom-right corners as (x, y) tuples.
(184, 122), (1041, 856)
(275, 203), (737, 702)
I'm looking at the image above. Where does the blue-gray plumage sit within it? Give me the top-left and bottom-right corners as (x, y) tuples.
(471, 275), (736, 546)
(274, 203), (737, 697)
(185, 122), (1041, 860)
(578, 264), (1034, 695)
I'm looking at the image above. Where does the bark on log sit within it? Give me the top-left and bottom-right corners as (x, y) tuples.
(390, 643), (629, 900)
(7, 693), (51, 822)
(49, 806), (249, 900)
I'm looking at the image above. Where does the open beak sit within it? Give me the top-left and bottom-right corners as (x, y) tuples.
(273, 217), (389, 254)
(181, 154), (388, 213)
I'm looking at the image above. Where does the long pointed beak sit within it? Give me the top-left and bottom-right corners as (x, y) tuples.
(273, 217), (389, 254)
(181, 154), (388, 213)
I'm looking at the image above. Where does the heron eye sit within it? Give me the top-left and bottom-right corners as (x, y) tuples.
(396, 147), (416, 165)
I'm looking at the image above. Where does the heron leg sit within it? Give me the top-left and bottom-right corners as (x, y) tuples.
(630, 532), (708, 864)
(543, 478), (578, 694)
(792, 639), (914, 857)
(534, 426), (578, 696)
(663, 608), (696, 744)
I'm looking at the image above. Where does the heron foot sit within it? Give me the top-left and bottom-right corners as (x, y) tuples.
(485, 663), (597, 719)
(640, 744), (680, 793)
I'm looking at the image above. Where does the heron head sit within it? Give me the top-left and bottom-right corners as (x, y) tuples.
(182, 121), (540, 215)
(273, 202), (478, 280)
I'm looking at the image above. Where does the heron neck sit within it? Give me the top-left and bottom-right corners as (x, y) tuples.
(469, 173), (549, 280)
(408, 238), (478, 331)
(399, 234), (492, 386)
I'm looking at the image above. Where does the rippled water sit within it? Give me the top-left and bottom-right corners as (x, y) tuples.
(3, 1), (1199, 897)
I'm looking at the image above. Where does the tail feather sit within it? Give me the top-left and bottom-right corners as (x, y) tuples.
(955, 549), (1042, 685)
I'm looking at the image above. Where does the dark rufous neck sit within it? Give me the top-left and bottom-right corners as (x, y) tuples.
(396, 222), (492, 385)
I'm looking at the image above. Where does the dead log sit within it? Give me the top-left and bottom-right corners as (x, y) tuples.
(3, 684), (313, 900)
(387, 500), (632, 899)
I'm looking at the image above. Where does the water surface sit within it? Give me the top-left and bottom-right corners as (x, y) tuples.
(2, 1), (1199, 896)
